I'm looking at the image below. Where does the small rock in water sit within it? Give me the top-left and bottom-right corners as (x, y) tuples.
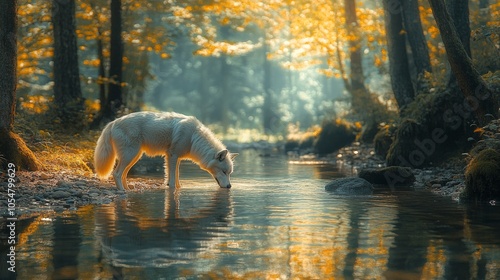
(358, 166), (415, 186)
(51, 190), (71, 199)
(325, 177), (374, 195)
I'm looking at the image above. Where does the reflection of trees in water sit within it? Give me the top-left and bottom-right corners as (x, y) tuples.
(8, 181), (500, 279)
(386, 192), (500, 279)
(94, 188), (233, 277)
(51, 216), (82, 279)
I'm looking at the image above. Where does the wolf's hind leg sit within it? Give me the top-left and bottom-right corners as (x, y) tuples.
(113, 147), (142, 190)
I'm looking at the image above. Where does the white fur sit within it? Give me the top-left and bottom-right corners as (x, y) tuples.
(94, 111), (237, 190)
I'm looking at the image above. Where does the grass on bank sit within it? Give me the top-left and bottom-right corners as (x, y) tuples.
(13, 103), (99, 176)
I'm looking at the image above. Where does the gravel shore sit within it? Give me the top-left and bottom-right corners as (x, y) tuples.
(0, 171), (164, 217)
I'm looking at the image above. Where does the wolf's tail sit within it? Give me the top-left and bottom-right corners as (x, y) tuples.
(94, 123), (116, 179)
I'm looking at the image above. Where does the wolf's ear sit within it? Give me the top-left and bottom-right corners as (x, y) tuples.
(230, 153), (239, 160)
(216, 149), (229, 161)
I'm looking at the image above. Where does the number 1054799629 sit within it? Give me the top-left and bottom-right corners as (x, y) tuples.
(7, 163), (16, 217)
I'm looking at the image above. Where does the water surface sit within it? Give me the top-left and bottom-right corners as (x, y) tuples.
(4, 150), (500, 279)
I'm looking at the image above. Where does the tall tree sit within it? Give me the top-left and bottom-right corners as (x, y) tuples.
(428, 0), (498, 126)
(0, 0), (41, 170)
(262, 39), (275, 134)
(51, 0), (84, 127)
(383, 0), (415, 110)
(104, 0), (124, 119)
(401, 0), (432, 90)
(343, 0), (371, 113)
(478, 0), (490, 27)
(446, 0), (471, 56)
(96, 28), (107, 112)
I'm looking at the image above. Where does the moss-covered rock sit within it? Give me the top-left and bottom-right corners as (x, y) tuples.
(359, 120), (379, 144)
(284, 137), (315, 153)
(314, 119), (356, 155)
(386, 89), (472, 168)
(463, 148), (500, 201)
(386, 119), (430, 167)
(284, 125), (320, 154)
(325, 177), (374, 195)
(373, 124), (395, 159)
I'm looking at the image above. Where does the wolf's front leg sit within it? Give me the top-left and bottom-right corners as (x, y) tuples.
(167, 154), (181, 188)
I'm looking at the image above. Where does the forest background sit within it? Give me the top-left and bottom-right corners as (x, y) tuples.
(1, 0), (499, 174)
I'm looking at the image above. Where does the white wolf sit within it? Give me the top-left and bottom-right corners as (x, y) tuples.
(94, 111), (237, 190)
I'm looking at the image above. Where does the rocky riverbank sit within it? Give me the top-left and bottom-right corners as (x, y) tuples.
(333, 142), (467, 200)
(0, 171), (164, 217)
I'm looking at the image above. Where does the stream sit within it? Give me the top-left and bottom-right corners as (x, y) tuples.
(2, 150), (500, 279)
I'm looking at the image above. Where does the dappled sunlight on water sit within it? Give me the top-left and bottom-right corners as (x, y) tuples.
(5, 150), (500, 279)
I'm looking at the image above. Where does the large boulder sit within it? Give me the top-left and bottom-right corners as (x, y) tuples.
(463, 148), (500, 201)
(325, 177), (374, 195)
(358, 166), (415, 187)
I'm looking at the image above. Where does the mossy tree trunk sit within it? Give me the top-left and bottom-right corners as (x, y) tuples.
(0, 0), (41, 171)
(429, 0), (498, 126)
(445, 0), (472, 87)
(343, 0), (388, 140)
(51, 0), (84, 128)
(383, 0), (415, 110)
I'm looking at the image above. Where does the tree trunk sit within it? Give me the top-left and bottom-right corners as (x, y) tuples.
(478, 0), (490, 27)
(335, 27), (351, 93)
(51, 0), (84, 127)
(383, 0), (415, 110)
(219, 54), (230, 133)
(262, 41), (275, 134)
(0, 0), (41, 170)
(344, 0), (366, 93)
(343, 0), (371, 114)
(97, 28), (106, 112)
(429, 0), (498, 126)
(0, 0), (16, 132)
(105, 0), (124, 119)
(198, 57), (210, 121)
(446, 0), (472, 86)
(447, 0), (471, 56)
(401, 0), (432, 90)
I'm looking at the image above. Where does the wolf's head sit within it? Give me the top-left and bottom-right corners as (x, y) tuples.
(207, 149), (237, 188)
